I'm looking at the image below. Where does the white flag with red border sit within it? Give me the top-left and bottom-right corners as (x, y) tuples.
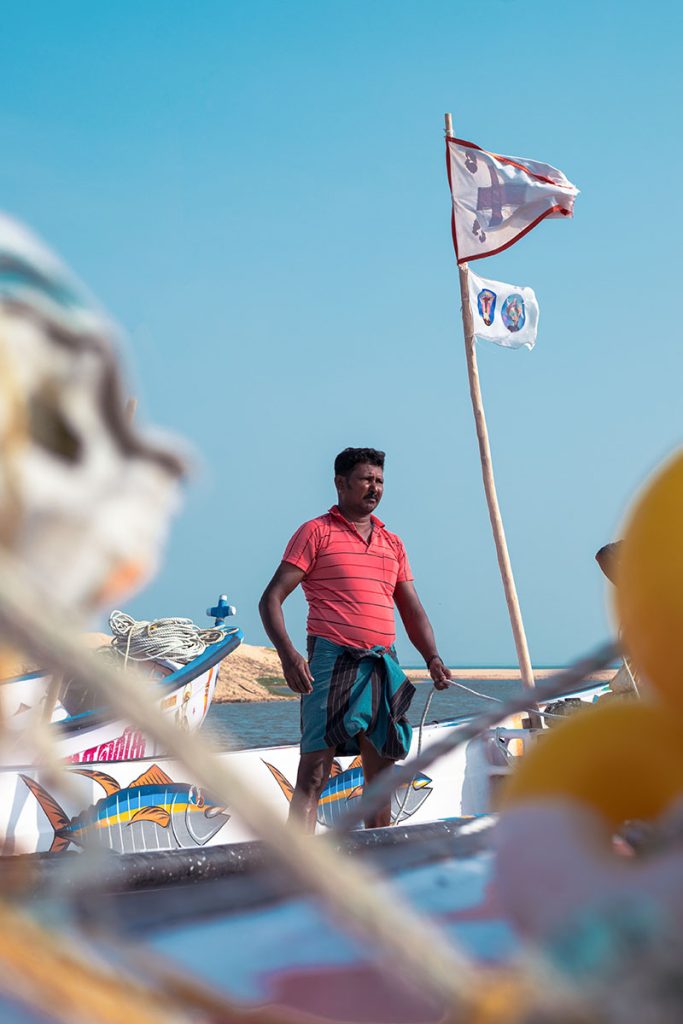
(446, 137), (578, 263)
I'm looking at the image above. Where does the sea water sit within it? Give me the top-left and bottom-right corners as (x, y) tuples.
(202, 678), (529, 750)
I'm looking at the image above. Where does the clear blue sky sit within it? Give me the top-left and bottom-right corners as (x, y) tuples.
(2, 1), (681, 666)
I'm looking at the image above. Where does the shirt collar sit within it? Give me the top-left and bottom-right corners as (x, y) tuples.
(329, 504), (385, 530)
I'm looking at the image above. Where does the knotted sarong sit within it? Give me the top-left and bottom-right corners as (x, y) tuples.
(302, 636), (415, 759)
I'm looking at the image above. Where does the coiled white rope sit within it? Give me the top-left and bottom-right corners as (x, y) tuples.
(108, 610), (225, 666)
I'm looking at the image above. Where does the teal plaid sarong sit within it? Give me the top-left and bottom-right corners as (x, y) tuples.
(301, 636), (415, 759)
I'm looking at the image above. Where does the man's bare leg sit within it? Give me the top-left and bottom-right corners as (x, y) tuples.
(358, 733), (396, 829)
(288, 748), (336, 833)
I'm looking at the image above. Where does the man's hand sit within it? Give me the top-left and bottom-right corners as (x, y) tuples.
(281, 651), (314, 694)
(428, 655), (452, 691)
(259, 562), (313, 694)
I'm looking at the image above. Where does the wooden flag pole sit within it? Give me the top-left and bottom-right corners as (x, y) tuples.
(445, 112), (538, 706)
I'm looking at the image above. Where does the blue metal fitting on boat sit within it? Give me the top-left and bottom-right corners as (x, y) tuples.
(207, 594), (237, 625)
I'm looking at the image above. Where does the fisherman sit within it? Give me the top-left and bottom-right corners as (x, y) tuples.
(595, 541), (621, 585)
(596, 539), (640, 697)
(259, 447), (451, 832)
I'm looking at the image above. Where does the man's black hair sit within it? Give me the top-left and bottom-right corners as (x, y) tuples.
(334, 447), (385, 477)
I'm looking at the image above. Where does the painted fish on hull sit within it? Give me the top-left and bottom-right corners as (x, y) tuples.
(21, 764), (230, 854)
(264, 756), (432, 828)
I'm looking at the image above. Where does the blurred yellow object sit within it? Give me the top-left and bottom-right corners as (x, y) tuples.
(495, 451), (683, 950)
(500, 701), (683, 831)
(616, 450), (683, 711)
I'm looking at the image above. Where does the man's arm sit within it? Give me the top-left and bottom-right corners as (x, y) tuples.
(394, 580), (452, 690)
(259, 562), (314, 694)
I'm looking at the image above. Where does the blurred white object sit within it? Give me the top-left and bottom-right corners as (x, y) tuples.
(0, 213), (185, 613)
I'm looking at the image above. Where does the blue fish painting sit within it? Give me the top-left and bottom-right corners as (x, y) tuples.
(21, 764), (230, 854)
(264, 756), (432, 827)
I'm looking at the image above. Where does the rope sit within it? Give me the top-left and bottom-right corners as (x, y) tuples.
(447, 678), (504, 702)
(431, 677), (600, 719)
(389, 675), (600, 825)
(392, 688), (434, 825)
(108, 611), (225, 667)
(332, 642), (619, 833)
(622, 655), (641, 696)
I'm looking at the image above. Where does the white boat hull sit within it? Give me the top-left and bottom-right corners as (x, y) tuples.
(0, 719), (503, 855)
(0, 682), (607, 857)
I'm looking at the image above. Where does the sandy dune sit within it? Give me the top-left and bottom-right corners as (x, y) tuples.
(215, 643), (292, 702)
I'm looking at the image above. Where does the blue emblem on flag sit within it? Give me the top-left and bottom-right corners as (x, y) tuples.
(477, 288), (496, 326)
(501, 294), (525, 333)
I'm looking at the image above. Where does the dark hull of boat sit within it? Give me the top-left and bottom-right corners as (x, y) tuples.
(17, 816), (495, 921)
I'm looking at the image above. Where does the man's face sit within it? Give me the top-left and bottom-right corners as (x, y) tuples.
(336, 462), (384, 516)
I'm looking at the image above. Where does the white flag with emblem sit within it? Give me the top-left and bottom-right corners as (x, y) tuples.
(446, 137), (578, 263)
(467, 269), (539, 350)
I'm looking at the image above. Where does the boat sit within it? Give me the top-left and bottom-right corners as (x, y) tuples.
(1, 672), (608, 857)
(3, 661), (625, 1024)
(74, 818), (510, 1024)
(0, 597), (243, 774)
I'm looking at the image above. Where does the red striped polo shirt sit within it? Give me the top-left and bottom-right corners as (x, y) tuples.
(282, 505), (413, 649)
